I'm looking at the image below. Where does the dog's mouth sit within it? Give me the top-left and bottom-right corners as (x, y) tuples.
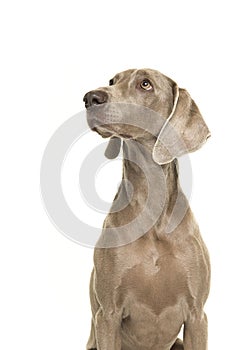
(88, 122), (133, 140)
(86, 103), (122, 123)
(118, 133), (132, 139)
(86, 103), (127, 138)
(90, 126), (112, 138)
(85, 102), (163, 141)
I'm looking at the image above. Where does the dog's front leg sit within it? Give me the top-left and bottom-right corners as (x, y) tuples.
(95, 308), (122, 350)
(183, 312), (208, 350)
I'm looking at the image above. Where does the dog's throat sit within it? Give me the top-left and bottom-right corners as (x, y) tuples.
(108, 140), (181, 228)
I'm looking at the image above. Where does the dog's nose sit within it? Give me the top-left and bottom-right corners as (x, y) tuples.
(83, 90), (108, 108)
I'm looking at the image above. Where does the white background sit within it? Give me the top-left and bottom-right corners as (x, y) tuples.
(0, 0), (234, 349)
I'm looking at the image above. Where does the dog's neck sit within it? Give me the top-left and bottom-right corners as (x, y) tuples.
(98, 139), (189, 247)
(104, 139), (188, 240)
(123, 139), (181, 230)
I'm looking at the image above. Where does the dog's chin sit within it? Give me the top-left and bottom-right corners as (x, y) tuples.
(86, 116), (116, 139)
(86, 109), (108, 133)
(92, 127), (113, 138)
(86, 110), (133, 140)
(86, 119), (112, 139)
(88, 121), (133, 139)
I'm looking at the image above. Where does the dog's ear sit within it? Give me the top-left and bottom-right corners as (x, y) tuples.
(152, 84), (211, 164)
(104, 137), (121, 159)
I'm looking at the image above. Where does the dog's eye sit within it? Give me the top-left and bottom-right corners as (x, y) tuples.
(109, 79), (114, 86)
(140, 79), (153, 91)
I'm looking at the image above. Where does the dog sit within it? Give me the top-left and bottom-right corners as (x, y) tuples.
(83, 68), (211, 350)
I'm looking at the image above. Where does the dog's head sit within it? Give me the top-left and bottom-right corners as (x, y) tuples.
(83, 69), (210, 164)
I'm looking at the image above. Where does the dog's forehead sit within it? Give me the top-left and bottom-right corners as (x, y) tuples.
(112, 68), (165, 84)
(112, 69), (136, 81)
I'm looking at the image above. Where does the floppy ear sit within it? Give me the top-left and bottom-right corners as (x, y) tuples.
(104, 137), (121, 159)
(152, 85), (211, 164)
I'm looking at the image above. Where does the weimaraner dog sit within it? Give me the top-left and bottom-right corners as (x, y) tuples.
(83, 69), (211, 350)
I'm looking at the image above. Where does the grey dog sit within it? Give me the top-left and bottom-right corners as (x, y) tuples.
(83, 69), (211, 350)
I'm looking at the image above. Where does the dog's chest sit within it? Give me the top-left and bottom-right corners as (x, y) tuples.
(95, 237), (188, 316)
(117, 249), (187, 312)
